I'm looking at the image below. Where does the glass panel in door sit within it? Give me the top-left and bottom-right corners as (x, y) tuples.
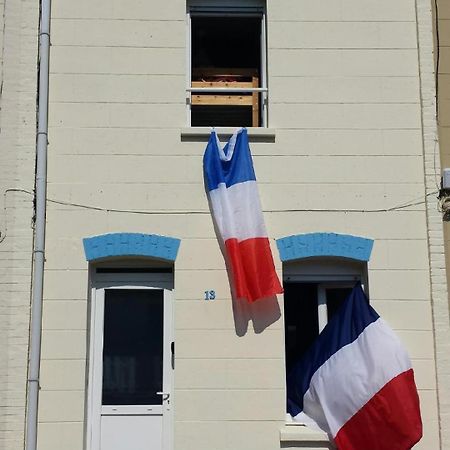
(102, 289), (164, 407)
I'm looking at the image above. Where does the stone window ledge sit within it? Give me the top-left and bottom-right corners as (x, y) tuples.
(180, 127), (276, 142)
(280, 424), (334, 449)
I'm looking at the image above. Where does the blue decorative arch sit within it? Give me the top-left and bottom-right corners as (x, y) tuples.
(83, 233), (181, 262)
(276, 233), (373, 262)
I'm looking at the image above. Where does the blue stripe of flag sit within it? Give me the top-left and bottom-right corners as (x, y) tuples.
(287, 283), (380, 416)
(203, 129), (256, 192)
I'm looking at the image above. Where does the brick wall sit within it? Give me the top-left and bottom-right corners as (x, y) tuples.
(0, 0), (39, 449)
(433, 0), (450, 447)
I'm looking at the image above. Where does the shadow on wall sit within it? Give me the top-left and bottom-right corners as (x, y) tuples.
(231, 291), (281, 336)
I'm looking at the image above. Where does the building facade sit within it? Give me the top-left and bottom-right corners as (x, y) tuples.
(1, 0), (449, 449)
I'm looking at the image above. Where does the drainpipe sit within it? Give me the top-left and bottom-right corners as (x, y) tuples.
(25, 0), (51, 449)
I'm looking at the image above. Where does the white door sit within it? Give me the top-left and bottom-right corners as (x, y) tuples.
(88, 282), (173, 450)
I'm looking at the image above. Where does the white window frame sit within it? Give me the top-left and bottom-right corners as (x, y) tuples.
(186, 1), (268, 127)
(86, 272), (174, 450)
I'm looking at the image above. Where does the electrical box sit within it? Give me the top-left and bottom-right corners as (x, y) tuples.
(443, 169), (450, 189)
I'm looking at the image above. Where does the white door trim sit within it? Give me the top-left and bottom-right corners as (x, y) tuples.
(86, 275), (174, 450)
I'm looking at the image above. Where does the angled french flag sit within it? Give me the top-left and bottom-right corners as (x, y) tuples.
(203, 128), (283, 302)
(287, 283), (422, 450)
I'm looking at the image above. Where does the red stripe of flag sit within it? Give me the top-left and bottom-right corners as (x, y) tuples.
(225, 237), (283, 302)
(334, 369), (423, 450)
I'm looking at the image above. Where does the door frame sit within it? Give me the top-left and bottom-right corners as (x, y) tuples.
(86, 272), (174, 450)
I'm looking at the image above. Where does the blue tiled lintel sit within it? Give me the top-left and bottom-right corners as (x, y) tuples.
(276, 233), (374, 262)
(83, 233), (181, 262)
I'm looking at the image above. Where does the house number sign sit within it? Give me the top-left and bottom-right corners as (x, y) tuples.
(204, 290), (216, 301)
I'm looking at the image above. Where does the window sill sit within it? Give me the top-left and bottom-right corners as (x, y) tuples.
(280, 424), (333, 448)
(180, 127), (276, 143)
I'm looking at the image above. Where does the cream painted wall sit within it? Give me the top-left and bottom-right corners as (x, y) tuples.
(37, 0), (444, 449)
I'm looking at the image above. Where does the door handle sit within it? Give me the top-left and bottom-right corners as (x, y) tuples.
(171, 342), (175, 369)
(156, 392), (170, 401)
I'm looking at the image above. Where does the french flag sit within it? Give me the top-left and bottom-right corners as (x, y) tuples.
(203, 128), (283, 302)
(287, 283), (422, 450)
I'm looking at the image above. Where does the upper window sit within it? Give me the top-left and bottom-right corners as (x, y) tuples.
(187, 1), (267, 127)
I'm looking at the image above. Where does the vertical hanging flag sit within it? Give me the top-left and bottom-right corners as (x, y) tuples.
(203, 128), (283, 302)
(287, 283), (423, 450)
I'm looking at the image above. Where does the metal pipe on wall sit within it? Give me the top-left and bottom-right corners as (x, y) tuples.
(25, 0), (51, 448)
